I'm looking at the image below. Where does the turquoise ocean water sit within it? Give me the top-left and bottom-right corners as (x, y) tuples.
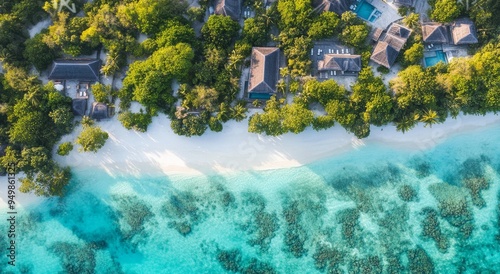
(2, 124), (500, 273)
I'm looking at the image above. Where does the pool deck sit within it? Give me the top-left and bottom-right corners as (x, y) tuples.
(364, 0), (402, 30)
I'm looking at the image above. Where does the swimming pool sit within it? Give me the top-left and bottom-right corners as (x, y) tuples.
(424, 50), (448, 67)
(355, 0), (377, 22)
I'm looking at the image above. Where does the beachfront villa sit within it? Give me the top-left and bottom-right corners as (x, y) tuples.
(214, 0), (241, 21)
(370, 23), (412, 68)
(317, 54), (362, 78)
(48, 59), (102, 117)
(421, 19), (478, 67)
(247, 47), (280, 100)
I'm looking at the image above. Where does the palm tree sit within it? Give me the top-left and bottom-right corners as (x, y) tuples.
(231, 104), (248, 122)
(217, 102), (231, 122)
(420, 109), (439, 127)
(24, 87), (42, 107)
(226, 49), (244, 72)
(0, 49), (12, 63)
(403, 13), (420, 31)
(396, 116), (418, 133)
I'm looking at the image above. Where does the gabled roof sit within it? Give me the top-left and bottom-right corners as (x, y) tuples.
(48, 59), (101, 81)
(422, 23), (449, 44)
(370, 41), (399, 68)
(318, 54), (362, 72)
(214, 0), (241, 21)
(72, 99), (87, 116)
(248, 47), (280, 94)
(312, 0), (355, 15)
(450, 18), (478, 45)
(91, 102), (108, 120)
(393, 0), (413, 6)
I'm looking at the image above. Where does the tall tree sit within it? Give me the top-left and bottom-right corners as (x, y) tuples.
(202, 15), (240, 48)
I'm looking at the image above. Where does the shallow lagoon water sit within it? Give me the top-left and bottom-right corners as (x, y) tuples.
(1, 124), (500, 273)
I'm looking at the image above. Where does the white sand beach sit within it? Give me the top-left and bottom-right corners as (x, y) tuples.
(53, 111), (500, 177)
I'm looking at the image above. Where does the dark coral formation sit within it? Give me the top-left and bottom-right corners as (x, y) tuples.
(349, 255), (383, 274)
(336, 208), (360, 247)
(50, 242), (96, 274)
(398, 184), (417, 202)
(409, 156), (432, 178)
(247, 210), (279, 252)
(162, 191), (201, 236)
(407, 247), (435, 274)
(421, 208), (449, 252)
(460, 157), (490, 208)
(217, 249), (243, 272)
(113, 195), (154, 239)
(312, 244), (344, 273)
(282, 201), (308, 257)
(438, 198), (474, 239)
(376, 205), (410, 255)
(463, 177), (489, 208)
(386, 256), (404, 274)
(216, 248), (277, 274)
(429, 183), (475, 239)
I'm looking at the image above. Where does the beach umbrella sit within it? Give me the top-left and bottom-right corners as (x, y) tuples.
(54, 83), (64, 91)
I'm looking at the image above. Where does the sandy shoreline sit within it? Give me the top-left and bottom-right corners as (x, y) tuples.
(53, 112), (500, 177)
(1, 112), (498, 208)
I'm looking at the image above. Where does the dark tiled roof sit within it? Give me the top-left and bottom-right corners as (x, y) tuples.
(312, 0), (355, 15)
(72, 99), (87, 116)
(91, 102), (108, 120)
(318, 54), (362, 72)
(370, 23), (412, 68)
(387, 23), (412, 40)
(450, 18), (478, 45)
(422, 23), (449, 43)
(248, 47), (280, 94)
(393, 0), (413, 6)
(215, 0), (241, 21)
(48, 59), (101, 81)
(370, 41), (399, 68)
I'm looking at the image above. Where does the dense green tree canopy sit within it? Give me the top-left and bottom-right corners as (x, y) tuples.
(117, 0), (188, 35)
(307, 12), (340, 40)
(430, 0), (462, 23)
(403, 42), (424, 66)
(24, 30), (59, 71)
(121, 43), (194, 113)
(242, 17), (268, 46)
(76, 125), (109, 152)
(44, 13), (95, 56)
(91, 83), (112, 103)
(351, 68), (394, 126)
(202, 15), (240, 48)
(171, 114), (208, 137)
